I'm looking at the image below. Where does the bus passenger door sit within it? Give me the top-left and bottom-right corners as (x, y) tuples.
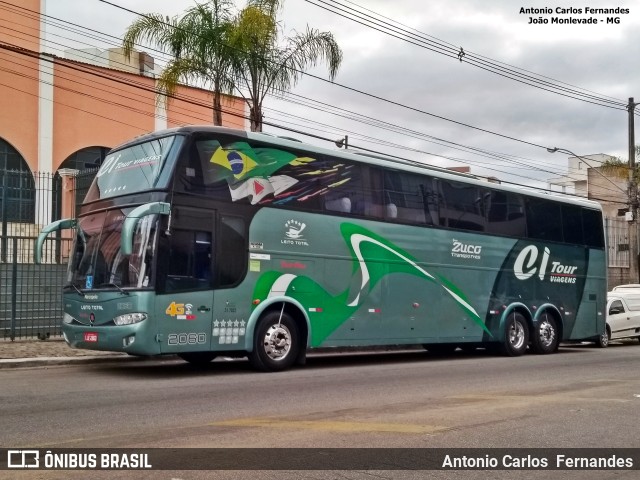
(155, 207), (215, 354)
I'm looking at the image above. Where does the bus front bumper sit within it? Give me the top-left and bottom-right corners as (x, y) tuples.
(61, 322), (161, 356)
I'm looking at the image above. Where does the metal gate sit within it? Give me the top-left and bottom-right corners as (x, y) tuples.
(0, 235), (72, 339)
(0, 168), (95, 339)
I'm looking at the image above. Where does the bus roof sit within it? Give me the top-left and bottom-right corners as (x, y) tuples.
(113, 125), (603, 212)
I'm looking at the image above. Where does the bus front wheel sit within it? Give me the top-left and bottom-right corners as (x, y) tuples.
(530, 313), (559, 354)
(249, 310), (299, 372)
(500, 312), (529, 356)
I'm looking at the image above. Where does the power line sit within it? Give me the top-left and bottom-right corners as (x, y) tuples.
(0, 4), (626, 196)
(96, 0), (558, 151)
(304, 0), (628, 110)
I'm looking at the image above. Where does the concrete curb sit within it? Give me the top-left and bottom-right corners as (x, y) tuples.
(0, 345), (426, 369)
(0, 354), (138, 369)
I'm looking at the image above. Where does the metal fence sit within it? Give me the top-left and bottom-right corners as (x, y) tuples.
(605, 216), (630, 268)
(0, 236), (72, 339)
(0, 168), (96, 339)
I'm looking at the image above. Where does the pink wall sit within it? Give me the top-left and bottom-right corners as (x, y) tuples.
(0, 0), (247, 174)
(0, 0), (42, 172)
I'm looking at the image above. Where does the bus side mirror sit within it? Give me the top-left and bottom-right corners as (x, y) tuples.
(34, 218), (77, 264)
(121, 202), (170, 256)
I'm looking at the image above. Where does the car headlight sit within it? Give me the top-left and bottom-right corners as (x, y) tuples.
(113, 313), (147, 326)
(63, 313), (75, 324)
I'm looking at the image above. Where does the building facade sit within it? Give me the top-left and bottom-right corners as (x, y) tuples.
(0, 0), (247, 234)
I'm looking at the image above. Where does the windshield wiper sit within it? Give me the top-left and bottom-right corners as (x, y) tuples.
(69, 284), (84, 297)
(97, 283), (130, 295)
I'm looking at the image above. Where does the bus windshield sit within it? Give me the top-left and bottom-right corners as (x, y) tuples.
(84, 135), (179, 201)
(67, 209), (159, 290)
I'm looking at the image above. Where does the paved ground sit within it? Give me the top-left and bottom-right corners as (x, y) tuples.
(0, 338), (416, 368)
(0, 336), (129, 368)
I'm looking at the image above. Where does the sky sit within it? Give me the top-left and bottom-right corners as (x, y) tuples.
(42, 0), (640, 190)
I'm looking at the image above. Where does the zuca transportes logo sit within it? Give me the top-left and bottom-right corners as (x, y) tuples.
(513, 245), (578, 284)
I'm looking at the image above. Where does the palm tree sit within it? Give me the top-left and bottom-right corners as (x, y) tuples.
(230, 0), (343, 131)
(122, 0), (236, 125)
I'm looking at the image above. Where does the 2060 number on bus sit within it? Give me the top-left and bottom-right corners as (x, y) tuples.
(167, 333), (207, 345)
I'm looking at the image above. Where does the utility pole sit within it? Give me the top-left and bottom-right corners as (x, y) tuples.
(628, 97), (638, 283)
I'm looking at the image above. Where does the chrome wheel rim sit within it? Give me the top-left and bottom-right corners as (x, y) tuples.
(263, 324), (292, 361)
(538, 319), (556, 348)
(600, 331), (609, 347)
(509, 321), (526, 350)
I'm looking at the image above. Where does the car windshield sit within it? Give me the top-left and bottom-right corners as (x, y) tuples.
(66, 209), (159, 290)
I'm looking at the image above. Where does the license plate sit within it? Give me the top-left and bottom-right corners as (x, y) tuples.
(84, 332), (98, 342)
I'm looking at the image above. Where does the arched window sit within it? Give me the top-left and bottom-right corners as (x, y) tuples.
(56, 146), (109, 216)
(0, 138), (35, 223)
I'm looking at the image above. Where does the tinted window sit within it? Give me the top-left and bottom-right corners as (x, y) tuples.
(439, 180), (487, 232)
(609, 299), (625, 314)
(526, 198), (563, 242)
(218, 216), (246, 287)
(383, 170), (427, 224)
(583, 208), (605, 249)
(164, 229), (212, 292)
(562, 204), (584, 245)
(181, 136), (364, 213)
(87, 135), (179, 201)
(486, 191), (526, 237)
(162, 208), (214, 292)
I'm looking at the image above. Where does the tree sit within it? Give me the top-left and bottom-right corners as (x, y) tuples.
(600, 145), (640, 181)
(229, 0), (343, 131)
(122, 0), (236, 125)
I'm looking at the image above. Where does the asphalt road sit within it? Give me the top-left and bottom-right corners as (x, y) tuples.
(1, 342), (640, 480)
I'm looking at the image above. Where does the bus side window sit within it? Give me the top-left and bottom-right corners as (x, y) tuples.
(526, 197), (563, 242)
(164, 229), (213, 292)
(384, 170), (427, 224)
(486, 191), (526, 237)
(218, 216), (246, 288)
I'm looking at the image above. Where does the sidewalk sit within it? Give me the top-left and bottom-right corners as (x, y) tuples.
(0, 336), (131, 369)
(0, 337), (424, 369)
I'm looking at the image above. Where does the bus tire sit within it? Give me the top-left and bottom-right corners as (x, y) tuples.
(178, 352), (217, 365)
(595, 326), (610, 348)
(530, 313), (559, 354)
(500, 312), (529, 356)
(248, 310), (299, 372)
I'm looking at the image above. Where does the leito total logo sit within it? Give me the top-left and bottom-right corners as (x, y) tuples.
(281, 220), (309, 246)
(514, 245), (578, 284)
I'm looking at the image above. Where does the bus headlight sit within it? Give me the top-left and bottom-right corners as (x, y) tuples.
(63, 313), (75, 324)
(113, 313), (147, 326)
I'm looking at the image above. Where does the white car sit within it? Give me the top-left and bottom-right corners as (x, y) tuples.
(598, 293), (640, 347)
(611, 284), (640, 293)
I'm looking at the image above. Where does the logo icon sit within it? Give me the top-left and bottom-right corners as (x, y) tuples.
(7, 450), (39, 469)
(513, 245), (578, 284)
(451, 239), (482, 259)
(284, 220), (306, 240)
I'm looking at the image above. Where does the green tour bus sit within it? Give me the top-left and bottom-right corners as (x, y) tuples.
(35, 125), (607, 371)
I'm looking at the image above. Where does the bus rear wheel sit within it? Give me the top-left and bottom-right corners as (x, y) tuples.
(249, 310), (299, 372)
(178, 352), (217, 365)
(530, 313), (559, 354)
(500, 312), (529, 356)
